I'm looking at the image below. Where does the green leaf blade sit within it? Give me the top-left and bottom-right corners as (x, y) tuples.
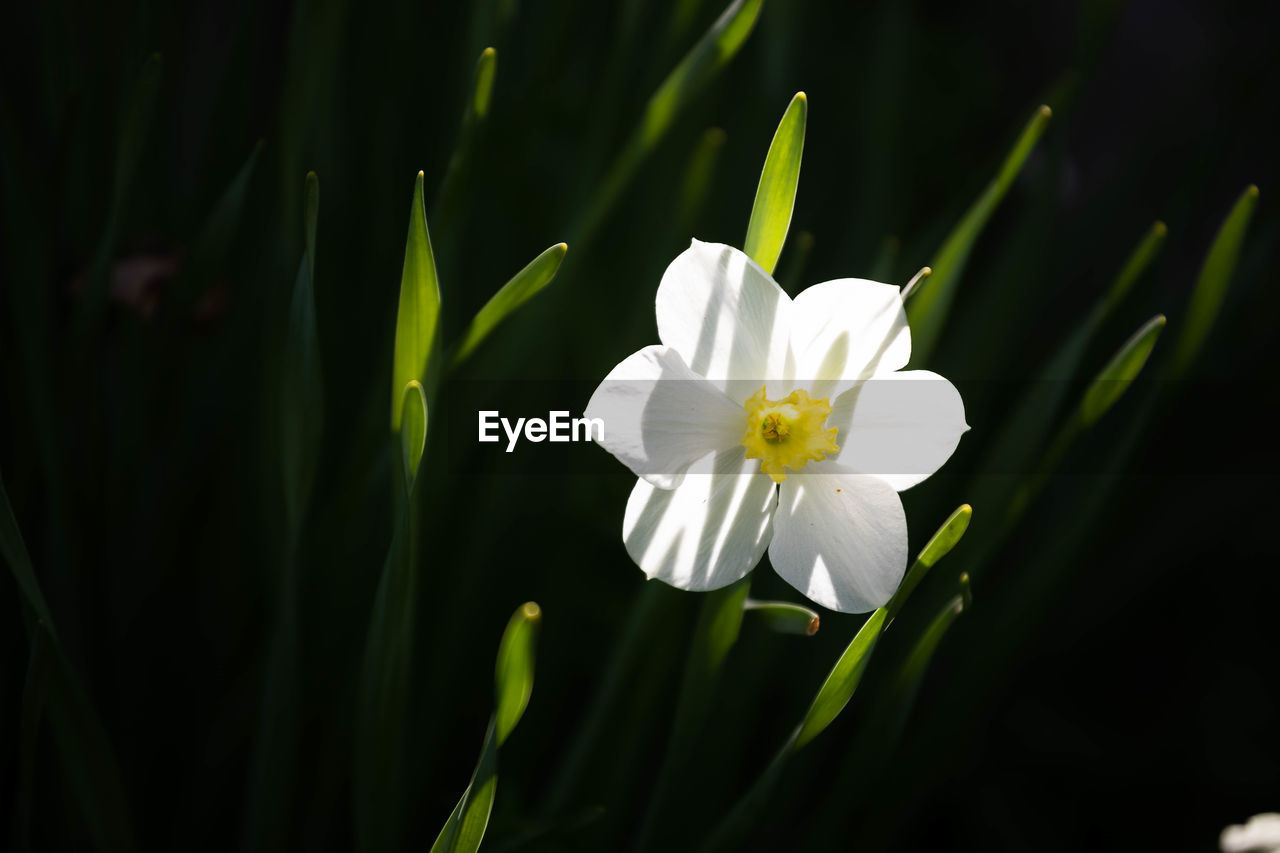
(495, 601), (541, 746)
(400, 381), (428, 493)
(390, 171), (442, 430)
(640, 0), (764, 150)
(1080, 314), (1166, 426)
(1171, 185), (1259, 376)
(887, 504), (973, 621)
(794, 607), (887, 750)
(431, 721), (499, 853)
(452, 242), (568, 367)
(907, 105), (1052, 364)
(473, 47), (497, 120)
(744, 92), (807, 274)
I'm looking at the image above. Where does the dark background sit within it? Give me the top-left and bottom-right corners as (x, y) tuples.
(2, 0), (1277, 850)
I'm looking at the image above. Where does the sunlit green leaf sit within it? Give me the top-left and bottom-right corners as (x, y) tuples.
(473, 47), (497, 119)
(495, 601), (541, 745)
(431, 720), (499, 853)
(451, 243), (568, 367)
(907, 105), (1052, 364)
(1171, 185), (1259, 376)
(434, 601), (542, 853)
(639, 0), (762, 150)
(743, 598), (820, 636)
(886, 504), (972, 622)
(577, 0), (763, 244)
(433, 48), (500, 232)
(744, 92), (806, 274)
(390, 171), (442, 430)
(400, 381), (428, 493)
(1080, 314), (1166, 426)
(794, 607), (887, 749)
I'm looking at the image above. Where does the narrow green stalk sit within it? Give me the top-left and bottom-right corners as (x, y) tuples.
(633, 576), (751, 851)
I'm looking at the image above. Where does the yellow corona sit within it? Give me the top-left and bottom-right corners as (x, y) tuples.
(741, 386), (840, 483)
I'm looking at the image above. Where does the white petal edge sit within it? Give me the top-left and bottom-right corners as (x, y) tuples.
(623, 447), (777, 591)
(787, 278), (910, 400)
(769, 467), (908, 613)
(827, 370), (969, 492)
(655, 240), (791, 404)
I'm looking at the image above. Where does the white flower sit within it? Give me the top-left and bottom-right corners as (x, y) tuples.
(1222, 814), (1280, 853)
(585, 240), (968, 613)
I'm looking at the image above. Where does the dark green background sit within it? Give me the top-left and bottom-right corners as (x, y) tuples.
(2, 0), (1277, 849)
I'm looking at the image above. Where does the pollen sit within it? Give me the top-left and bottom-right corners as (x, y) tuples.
(741, 386), (839, 483)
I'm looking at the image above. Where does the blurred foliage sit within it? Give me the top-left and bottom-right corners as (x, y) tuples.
(1, 0), (1277, 851)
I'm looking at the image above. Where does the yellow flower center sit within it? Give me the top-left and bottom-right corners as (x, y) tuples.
(741, 386), (839, 483)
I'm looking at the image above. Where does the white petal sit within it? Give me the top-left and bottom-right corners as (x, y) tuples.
(1221, 814), (1280, 853)
(788, 278), (910, 399)
(769, 468), (907, 613)
(584, 345), (745, 490)
(623, 448), (777, 591)
(827, 370), (968, 491)
(655, 240), (790, 403)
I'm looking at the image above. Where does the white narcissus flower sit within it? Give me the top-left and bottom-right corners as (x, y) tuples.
(1222, 814), (1280, 853)
(584, 240), (969, 613)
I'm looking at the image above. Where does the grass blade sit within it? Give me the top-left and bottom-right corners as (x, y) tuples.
(794, 608), (887, 749)
(433, 47), (499, 232)
(1170, 185), (1259, 376)
(744, 92), (807, 274)
(1080, 314), (1166, 426)
(576, 0), (764, 245)
(400, 380), (428, 493)
(433, 602), (543, 853)
(907, 105), (1052, 364)
(886, 504), (973, 623)
(1003, 314), (1167, 528)
(495, 602), (541, 745)
(635, 576), (751, 850)
(451, 242), (569, 367)
(390, 171), (442, 430)
(743, 598), (820, 635)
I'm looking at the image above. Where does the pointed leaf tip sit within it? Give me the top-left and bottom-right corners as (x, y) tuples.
(887, 504), (974, 621)
(1171, 185), (1258, 376)
(1081, 314), (1165, 426)
(495, 601), (541, 746)
(474, 48), (498, 119)
(451, 242), (569, 367)
(390, 172), (441, 429)
(745, 91), (808, 274)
